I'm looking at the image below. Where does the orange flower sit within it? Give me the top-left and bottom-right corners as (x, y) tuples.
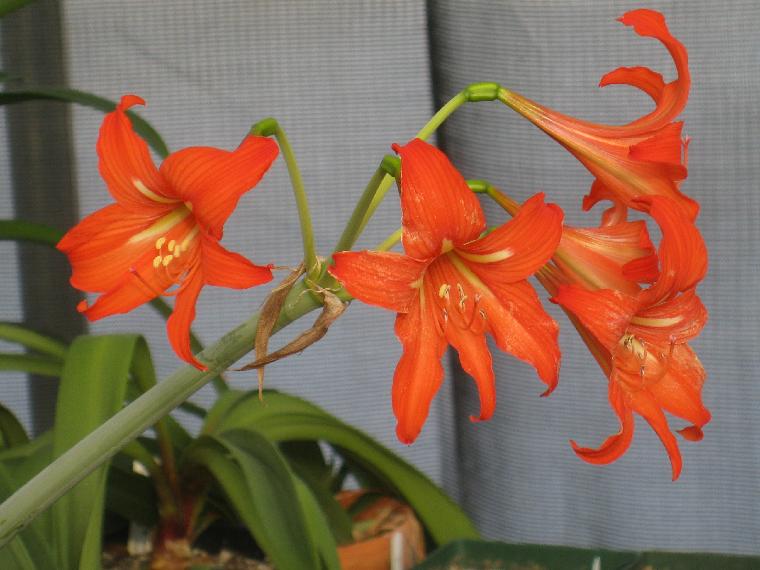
(500, 9), (696, 224)
(330, 139), (564, 443)
(552, 196), (709, 480)
(58, 95), (278, 369)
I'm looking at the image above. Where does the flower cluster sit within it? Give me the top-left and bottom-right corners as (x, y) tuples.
(57, 9), (707, 479)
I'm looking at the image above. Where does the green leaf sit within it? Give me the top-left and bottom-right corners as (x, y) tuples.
(183, 429), (320, 570)
(0, 442), (56, 569)
(0, 353), (62, 376)
(0, 322), (68, 360)
(215, 391), (479, 545)
(294, 477), (341, 570)
(51, 334), (144, 570)
(280, 441), (353, 545)
(0, 402), (29, 449)
(0, 87), (169, 157)
(0, 0), (37, 18)
(0, 220), (63, 246)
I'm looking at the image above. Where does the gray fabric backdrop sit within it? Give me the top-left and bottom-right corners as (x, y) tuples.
(1, 0), (758, 556)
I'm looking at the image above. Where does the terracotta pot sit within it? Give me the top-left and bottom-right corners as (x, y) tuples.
(335, 490), (425, 570)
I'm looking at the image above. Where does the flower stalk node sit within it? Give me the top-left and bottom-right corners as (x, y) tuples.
(381, 154), (401, 179)
(464, 82), (501, 102)
(249, 117), (278, 138)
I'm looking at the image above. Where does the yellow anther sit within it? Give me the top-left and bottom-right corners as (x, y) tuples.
(155, 237), (166, 250)
(162, 255), (174, 267)
(152, 255), (162, 268)
(457, 283), (466, 300)
(168, 239), (176, 252)
(438, 283), (450, 298)
(173, 245), (181, 258)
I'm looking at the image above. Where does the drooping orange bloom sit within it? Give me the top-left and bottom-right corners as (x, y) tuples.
(330, 138), (564, 443)
(552, 196), (710, 480)
(500, 9), (696, 225)
(58, 95), (277, 369)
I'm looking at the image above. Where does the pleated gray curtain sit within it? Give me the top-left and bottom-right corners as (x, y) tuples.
(1, 0), (758, 556)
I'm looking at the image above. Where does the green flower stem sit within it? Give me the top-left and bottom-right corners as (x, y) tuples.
(251, 118), (318, 280)
(376, 228), (402, 252)
(0, 279), (322, 548)
(338, 82), (502, 252)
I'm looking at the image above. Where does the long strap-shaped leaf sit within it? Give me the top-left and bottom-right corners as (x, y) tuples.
(51, 334), (148, 570)
(0, 87), (169, 157)
(209, 390), (480, 545)
(184, 429), (323, 570)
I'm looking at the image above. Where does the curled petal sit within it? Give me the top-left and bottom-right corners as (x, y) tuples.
(628, 389), (683, 480)
(571, 381), (634, 465)
(166, 270), (206, 370)
(629, 122), (686, 169)
(392, 297), (447, 443)
(201, 237), (273, 289)
(582, 180), (627, 226)
(160, 135), (279, 239)
(330, 251), (426, 313)
(394, 138), (485, 259)
(97, 95), (177, 211)
(458, 193), (563, 283)
(618, 9), (690, 131)
(599, 65), (665, 103)
(634, 195), (707, 302)
(631, 289), (707, 344)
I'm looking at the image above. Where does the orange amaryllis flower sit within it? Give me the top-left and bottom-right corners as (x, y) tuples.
(58, 95), (278, 369)
(329, 138), (564, 443)
(553, 196), (709, 480)
(500, 9), (696, 224)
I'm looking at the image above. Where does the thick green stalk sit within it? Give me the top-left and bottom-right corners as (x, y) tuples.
(0, 280), (321, 547)
(251, 118), (318, 279)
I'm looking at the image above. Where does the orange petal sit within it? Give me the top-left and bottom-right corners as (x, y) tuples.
(57, 204), (167, 292)
(647, 345), (710, 428)
(631, 288), (707, 345)
(634, 195), (707, 302)
(330, 251), (426, 313)
(557, 219), (655, 294)
(442, 317), (495, 422)
(571, 380), (634, 465)
(393, 139), (485, 259)
(160, 135), (278, 239)
(599, 65), (665, 103)
(629, 122), (686, 168)
(97, 95), (177, 212)
(392, 297), (447, 443)
(457, 193), (563, 283)
(166, 269), (206, 370)
(201, 237), (272, 289)
(678, 425), (703, 442)
(552, 285), (637, 351)
(480, 279), (560, 394)
(618, 9), (690, 130)
(78, 265), (163, 321)
(582, 179), (627, 226)
(628, 389), (683, 480)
